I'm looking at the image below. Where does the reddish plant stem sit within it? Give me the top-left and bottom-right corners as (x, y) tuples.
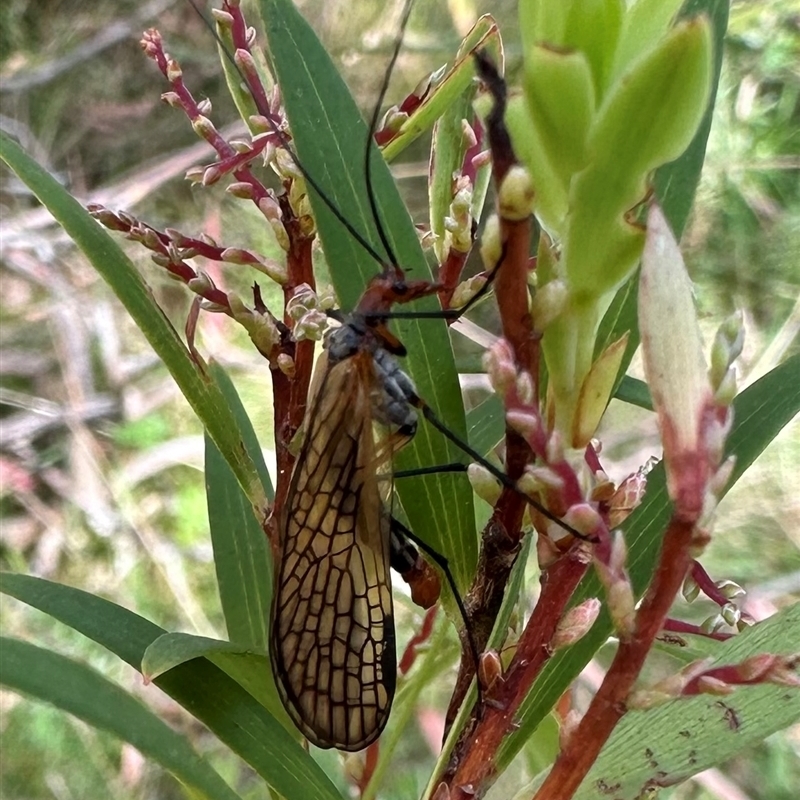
(690, 561), (729, 608)
(531, 515), (695, 800)
(400, 605), (440, 674)
(443, 216), (534, 730)
(225, 1), (273, 119)
(495, 218), (538, 379)
(437, 248), (470, 308)
(443, 46), (544, 748)
(662, 617), (733, 642)
(268, 195), (316, 541)
(444, 543), (590, 796)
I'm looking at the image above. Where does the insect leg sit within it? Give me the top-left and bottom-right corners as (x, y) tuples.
(393, 463), (468, 480)
(414, 400), (592, 542)
(388, 517), (483, 716)
(389, 525), (440, 611)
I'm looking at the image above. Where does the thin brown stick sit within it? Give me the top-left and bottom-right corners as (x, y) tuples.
(532, 515), (695, 800)
(444, 543), (590, 796)
(443, 50), (537, 733)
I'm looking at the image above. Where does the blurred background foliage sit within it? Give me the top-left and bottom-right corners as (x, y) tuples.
(0, 1), (797, 798)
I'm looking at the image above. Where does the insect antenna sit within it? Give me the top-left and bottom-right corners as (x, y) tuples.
(362, 0), (416, 273)
(187, 0), (588, 544)
(185, 0), (490, 745)
(416, 400), (592, 542)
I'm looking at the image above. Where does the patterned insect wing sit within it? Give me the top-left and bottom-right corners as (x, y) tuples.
(272, 347), (397, 751)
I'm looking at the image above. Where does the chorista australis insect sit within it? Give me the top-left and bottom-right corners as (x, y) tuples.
(272, 272), (445, 750)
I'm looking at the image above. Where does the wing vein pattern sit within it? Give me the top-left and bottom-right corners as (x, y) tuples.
(272, 350), (396, 751)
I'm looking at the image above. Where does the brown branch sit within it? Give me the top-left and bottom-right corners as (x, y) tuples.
(268, 192), (316, 541)
(532, 514), (695, 800)
(443, 542), (590, 796)
(442, 50), (537, 734)
(662, 617), (733, 642)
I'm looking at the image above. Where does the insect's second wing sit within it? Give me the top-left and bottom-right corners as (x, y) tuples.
(272, 351), (396, 751)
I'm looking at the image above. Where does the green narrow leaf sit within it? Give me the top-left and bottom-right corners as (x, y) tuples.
(0, 573), (344, 800)
(0, 637), (241, 800)
(494, 352), (800, 772)
(205, 362), (273, 651)
(653, 0), (730, 237)
(258, 0), (476, 590)
(595, 0), (729, 370)
(614, 375), (653, 411)
(142, 632), (294, 735)
(466, 394), (506, 456)
(384, 15), (502, 164)
(574, 604), (800, 799)
(0, 132), (265, 516)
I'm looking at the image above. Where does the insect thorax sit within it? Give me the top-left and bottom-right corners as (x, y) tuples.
(325, 319), (418, 436)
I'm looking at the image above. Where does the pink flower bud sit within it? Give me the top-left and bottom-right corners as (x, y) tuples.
(210, 9), (234, 27)
(516, 371), (535, 405)
(202, 165), (222, 186)
(696, 676), (735, 696)
(639, 203), (716, 521)
(498, 166), (535, 221)
(562, 504), (603, 540)
(187, 272), (215, 295)
(226, 182), (255, 199)
(483, 339), (517, 396)
(546, 430), (565, 464)
(478, 650), (503, 693)
(467, 463), (502, 506)
(552, 598), (601, 650)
